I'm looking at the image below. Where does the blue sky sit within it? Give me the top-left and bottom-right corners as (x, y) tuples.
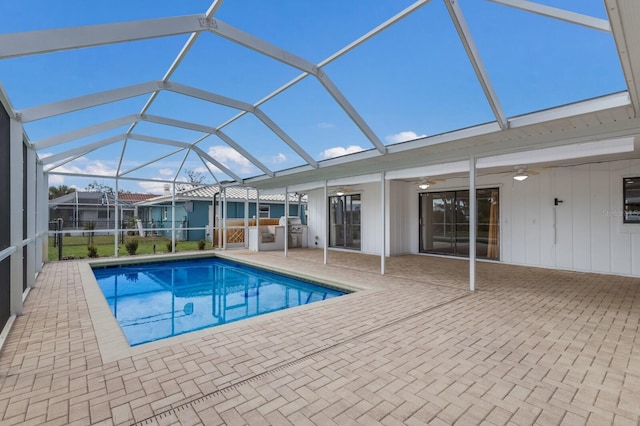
(0, 0), (626, 193)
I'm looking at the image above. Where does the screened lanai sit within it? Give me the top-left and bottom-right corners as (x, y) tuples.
(2, 0), (640, 335)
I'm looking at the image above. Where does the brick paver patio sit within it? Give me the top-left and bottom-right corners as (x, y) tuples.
(0, 249), (639, 425)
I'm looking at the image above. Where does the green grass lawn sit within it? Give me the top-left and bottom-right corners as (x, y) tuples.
(48, 235), (214, 261)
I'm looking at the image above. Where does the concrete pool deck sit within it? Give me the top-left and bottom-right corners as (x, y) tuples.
(0, 249), (639, 425)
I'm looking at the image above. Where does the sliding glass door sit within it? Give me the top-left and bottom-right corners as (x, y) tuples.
(419, 188), (499, 259)
(329, 194), (361, 250)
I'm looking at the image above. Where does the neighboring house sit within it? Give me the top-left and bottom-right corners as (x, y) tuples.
(48, 191), (158, 230)
(135, 185), (307, 242)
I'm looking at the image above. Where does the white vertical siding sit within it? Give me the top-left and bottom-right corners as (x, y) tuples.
(572, 164), (591, 271)
(589, 163), (611, 273)
(306, 158), (640, 277)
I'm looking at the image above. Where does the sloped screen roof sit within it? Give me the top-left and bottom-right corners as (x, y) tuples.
(0, 0), (628, 193)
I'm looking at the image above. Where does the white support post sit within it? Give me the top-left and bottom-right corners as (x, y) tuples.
(26, 147), (36, 288)
(222, 187), (227, 250)
(323, 180), (328, 265)
(381, 171), (386, 275)
(469, 156), (477, 292)
(41, 172), (49, 265)
(255, 189), (260, 253)
(217, 185), (223, 249)
(35, 162), (44, 272)
(284, 187), (289, 257)
(171, 183), (176, 253)
(114, 179), (119, 257)
(10, 119), (23, 315)
(244, 188), (249, 249)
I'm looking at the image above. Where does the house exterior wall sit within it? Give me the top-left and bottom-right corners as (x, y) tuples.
(306, 159), (640, 278)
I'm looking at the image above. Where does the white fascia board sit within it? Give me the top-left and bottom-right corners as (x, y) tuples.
(191, 145), (243, 183)
(489, 0), (610, 32)
(33, 114), (140, 150)
(445, 0), (508, 129)
(209, 19), (317, 75)
(142, 114), (215, 134)
(119, 147), (184, 176)
(17, 81), (162, 123)
(387, 122), (501, 154)
(128, 133), (190, 149)
(328, 173), (384, 186)
(252, 108), (318, 168)
(285, 181), (326, 193)
(509, 92), (631, 128)
(386, 161), (470, 180)
(0, 15), (209, 59)
(315, 71), (387, 154)
(215, 130), (274, 177)
(165, 82), (254, 111)
(41, 134), (124, 165)
(477, 137), (635, 168)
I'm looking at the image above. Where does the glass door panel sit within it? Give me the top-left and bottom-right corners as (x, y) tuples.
(419, 188), (499, 259)
(329, 194), (361, 250)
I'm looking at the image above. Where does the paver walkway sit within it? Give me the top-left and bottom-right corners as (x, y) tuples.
(0, 249), (639, 425)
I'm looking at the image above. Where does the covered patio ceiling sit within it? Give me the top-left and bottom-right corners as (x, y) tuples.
(1, 0), (639, 192)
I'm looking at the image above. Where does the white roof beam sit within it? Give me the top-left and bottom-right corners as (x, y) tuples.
(142, 114), (215, 135)
(44, 152), (88, 173)
(216, 0), (432, 132)
(214, 130), (274, 177)
(605, 0), (640, 116)
(119, 148), (185, 177)
(0, 15), (210, 59)
(17, 81), (162, 123)
(48, 171), (180, 185)
(252, 108), (318, 168)
(444, 0), (508, 130)
(33, 114), (140, 150)
(128, 134), (191, 149)
(128, 2), (224, 133)
(191, 145), (243, 183)
(316, 71), (387, 154)
(209, 20), (318, 74)
(166, 82), (254, 111)
(174, 149), (192, 182)
(41, 134), (124, 165)
(197, 152), (221, 185)
(489, 0), (610, 33)
(141, 115), (273, 176)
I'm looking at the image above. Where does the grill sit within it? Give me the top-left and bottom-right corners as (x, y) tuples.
(279, 216), (305, 247)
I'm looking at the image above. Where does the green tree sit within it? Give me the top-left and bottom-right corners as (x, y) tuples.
(85, 180), (131, 195)
(48, 185), (76, 200)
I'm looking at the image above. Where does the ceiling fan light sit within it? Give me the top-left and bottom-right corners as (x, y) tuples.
(418, 183), (430, 190)
(336, 189), (345, 196)
(513, 173), (528, 181)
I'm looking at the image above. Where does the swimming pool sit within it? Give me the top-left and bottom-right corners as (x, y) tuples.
(92, 257), (346, 346)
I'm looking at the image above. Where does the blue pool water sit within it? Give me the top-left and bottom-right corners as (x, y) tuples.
(92, 257), (346, 346)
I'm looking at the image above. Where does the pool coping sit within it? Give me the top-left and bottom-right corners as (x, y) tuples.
(81, 251), (374, 364)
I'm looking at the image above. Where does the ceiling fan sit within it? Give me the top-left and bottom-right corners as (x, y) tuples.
(416, 177), (445, 189)
(512, 165), (540, 181)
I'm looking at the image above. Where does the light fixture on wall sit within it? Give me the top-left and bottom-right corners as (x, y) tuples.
(513, 166), (529, 181)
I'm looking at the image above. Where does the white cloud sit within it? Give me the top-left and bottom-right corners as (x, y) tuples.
(159, 168), (173, 176)
(272, 153), (287, 164)
(53, 159), (116, 177)
(138, 179), (169, 194)
(48, 174), (65, 185)
(207, 146), (255, 174)
(385, 131), (426, 144)
(317, 122), (335, 129)
(319, 145), (364, 159)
